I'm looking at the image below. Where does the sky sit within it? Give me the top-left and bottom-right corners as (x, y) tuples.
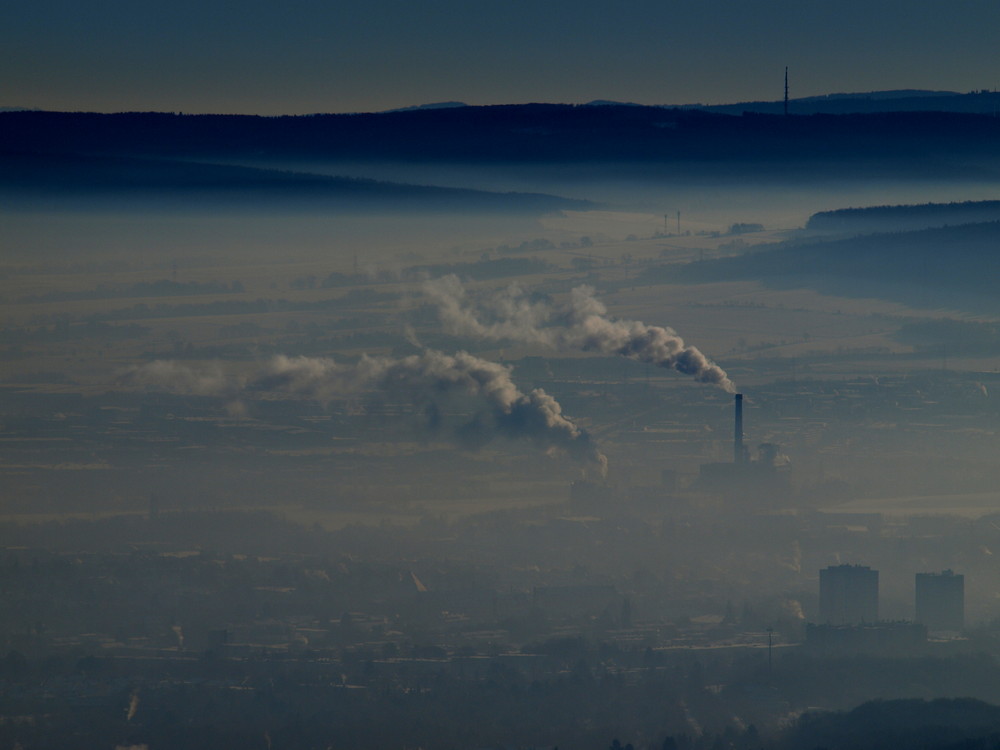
(3, 0), (999, 115)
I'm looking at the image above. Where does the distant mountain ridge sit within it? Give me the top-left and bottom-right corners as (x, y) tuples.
(797, 89), (958, 101)
(332, 88), (996, 116)
(386, 101), (468, 113)
(699, 89), (1000, 115)
(4, 106), (1000, 173)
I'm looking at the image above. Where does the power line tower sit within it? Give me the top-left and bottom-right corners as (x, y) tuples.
(784, 67), (789, 116)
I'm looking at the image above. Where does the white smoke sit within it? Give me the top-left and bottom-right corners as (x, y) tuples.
(781, 598), (806, 622)
(254, 351), (606, 473)
(123, 359), (240, 396)
(424, 275), (734, 392)
(123, 351), (606, 473)
(126, 689), (140, 722)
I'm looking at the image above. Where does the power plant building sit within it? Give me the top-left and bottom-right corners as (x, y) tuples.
(697, 393), (790, 499)
(915, 570), (964, 632)
(819, 564), (879, 625)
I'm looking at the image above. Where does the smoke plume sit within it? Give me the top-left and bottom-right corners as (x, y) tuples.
(425, 275), (734, 392)
(122, 359), (240, 397)
(124, 351), (606, 473)
(126, 689), (140, 722)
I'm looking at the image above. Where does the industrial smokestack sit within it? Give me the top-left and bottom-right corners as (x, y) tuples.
(734, 393), (744, 464)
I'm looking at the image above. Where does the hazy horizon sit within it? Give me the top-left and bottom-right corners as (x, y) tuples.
(4, 0), (1000, 115)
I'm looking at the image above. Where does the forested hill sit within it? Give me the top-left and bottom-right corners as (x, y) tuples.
(703, 88), (1000, 116)
(807, 200), (1000, 232)
(4, 106), (1000, 166)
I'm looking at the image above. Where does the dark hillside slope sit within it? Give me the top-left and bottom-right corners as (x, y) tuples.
(4, 107), (1000, 169)
(0, 151), (594, 212)
(807, 200), (1000, 232)
(780, 698), (1000, 750)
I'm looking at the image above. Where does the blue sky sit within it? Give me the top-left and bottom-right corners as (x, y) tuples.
(3, 0), (998, 114)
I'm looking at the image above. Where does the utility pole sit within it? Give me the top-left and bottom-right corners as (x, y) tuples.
(676, 211), (681, 235)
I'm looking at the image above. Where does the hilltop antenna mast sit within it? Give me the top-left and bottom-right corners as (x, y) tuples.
(784, 67), (789, 116)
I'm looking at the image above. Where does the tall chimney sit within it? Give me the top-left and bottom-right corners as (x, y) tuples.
(734, 393), (744, 464)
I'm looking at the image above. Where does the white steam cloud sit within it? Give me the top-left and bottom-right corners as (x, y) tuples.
(123, 359), (239, 397)
(424, 275), (734, 392)
(126, 689), (140, 722)
(124, 351), (606, 473)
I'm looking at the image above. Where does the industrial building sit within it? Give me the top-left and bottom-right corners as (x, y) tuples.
(819, 564), (879, 625)
(915, 570), (964, 632)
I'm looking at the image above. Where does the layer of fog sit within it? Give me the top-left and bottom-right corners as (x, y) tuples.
(0, 208), (560, 269)
(206, 157), (1000, 233)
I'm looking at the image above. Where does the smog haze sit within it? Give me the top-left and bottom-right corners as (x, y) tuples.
(5, 8), (1000, 750)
